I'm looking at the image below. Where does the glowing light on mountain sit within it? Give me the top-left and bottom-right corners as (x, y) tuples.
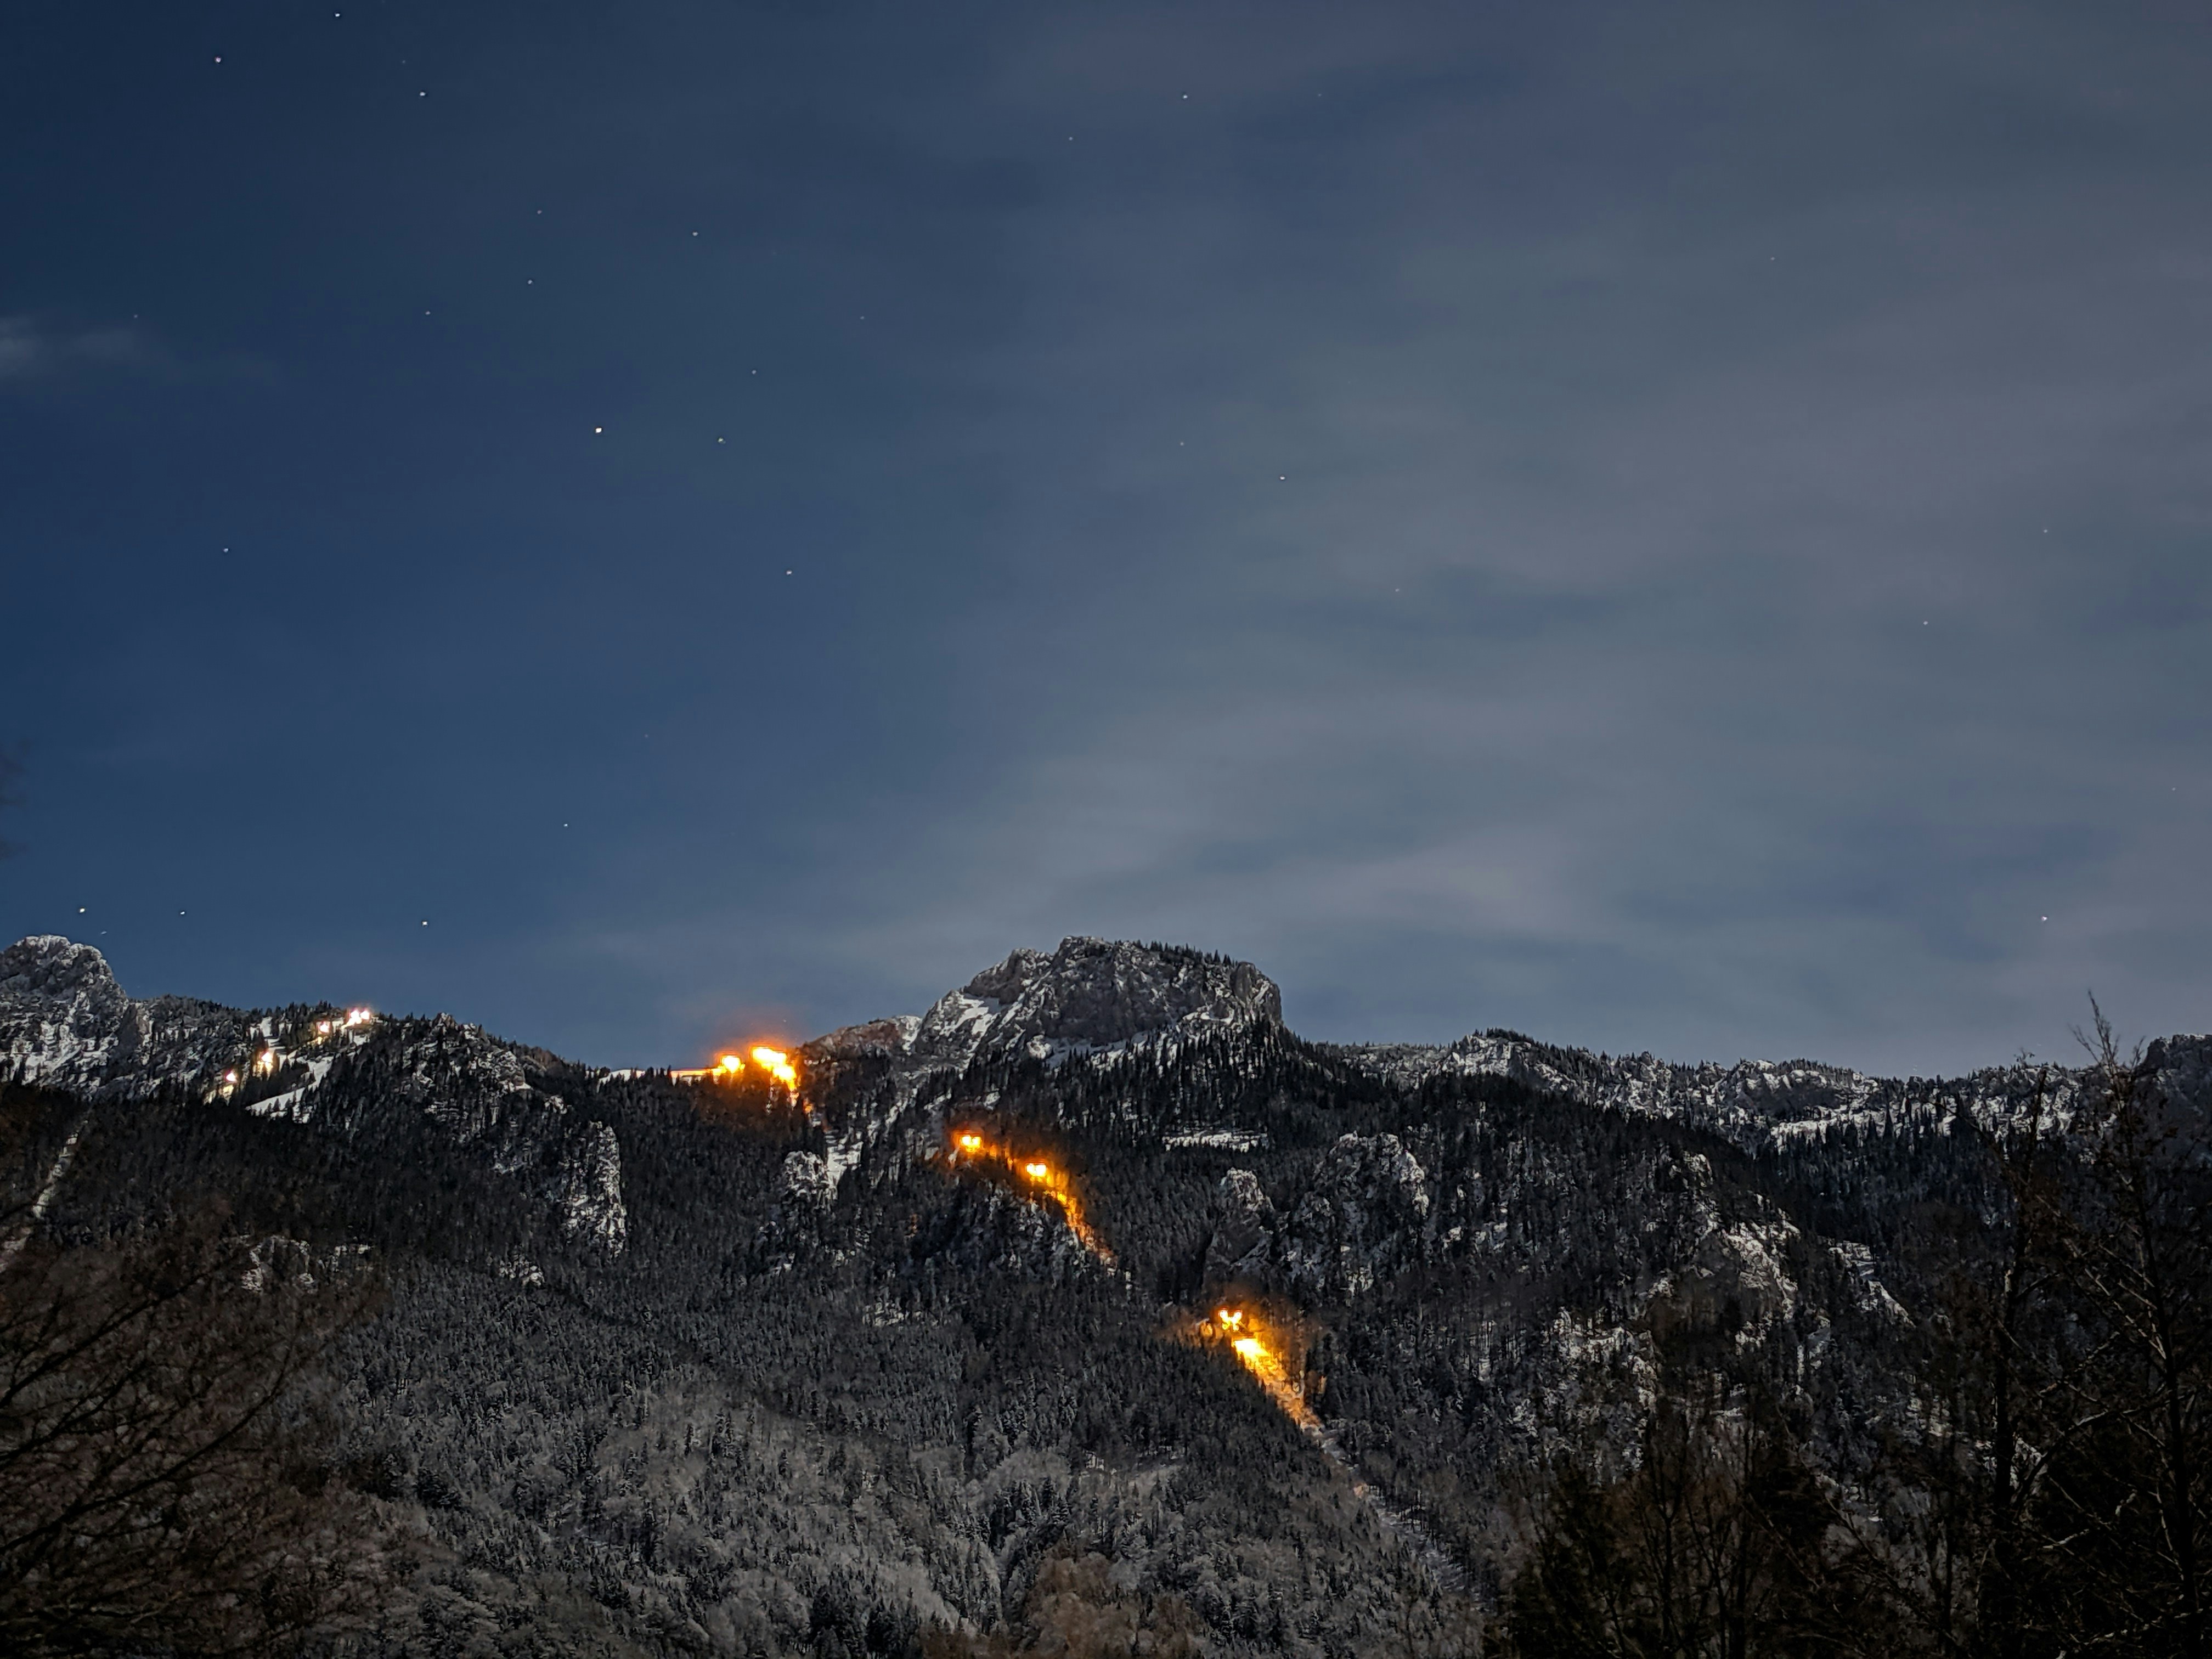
(749, 1046), (798, 1089)
(945, 1132), (1111, 1262)
(671, 1045), (800, 1102)
(1210, 1307), (1318, 1431)
(345, 1007), (373, 1027)
(254, 1049), (278, 1075)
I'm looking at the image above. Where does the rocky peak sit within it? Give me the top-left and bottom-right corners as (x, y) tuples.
(2, 935), (146, 1091)
(2, 934), (125, 1005)
(912, 936), (1282, 1068)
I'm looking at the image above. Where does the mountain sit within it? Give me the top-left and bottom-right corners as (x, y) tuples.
(3, 933), (2206, 1657)
(1, 934), (628, 1253)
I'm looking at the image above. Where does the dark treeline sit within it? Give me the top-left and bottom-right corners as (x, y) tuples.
(1497, 1017), (2211, 1657)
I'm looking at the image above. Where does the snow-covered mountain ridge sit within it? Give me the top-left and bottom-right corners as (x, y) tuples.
(12, 928), (2206, 1236)
(809, 936), (1281, 1072)
(1336, 1022), (2212, 1157)
(798, 934), (2210, 1161)
(8, 929), (2209, 1655)
(0, 934), (628, 1253)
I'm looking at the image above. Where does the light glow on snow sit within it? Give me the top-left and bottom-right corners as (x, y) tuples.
(672, 1043), (803, 1102)
(946, 1131), (1110, 1261)
(1208, 1306), (1317, 1430)
(749, 1046), (798, 1090)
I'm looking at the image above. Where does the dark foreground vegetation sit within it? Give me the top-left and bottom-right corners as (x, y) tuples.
(1500, 1014), (2210, 1658)
(0, 1115), (387, 1653)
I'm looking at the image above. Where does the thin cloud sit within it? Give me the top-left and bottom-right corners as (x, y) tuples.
(788, 0), (2212, 1076)
(0, 315), (166, 383)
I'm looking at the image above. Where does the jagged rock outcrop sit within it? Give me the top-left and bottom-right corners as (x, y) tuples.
(1, 934), (256, 1099)
(2, 935), (140, 1091)
(910, 937), (1282, 1070)
(803, 1015), (921, 1063)
(1219, 1133), (1434, 1297)
(1204, 1168), (1279, 1283)
(799, 937), (1288, 1166)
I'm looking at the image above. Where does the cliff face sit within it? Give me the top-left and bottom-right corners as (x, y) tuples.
(2, 934), (235, 1097)
(923, 937), (1282, 1060)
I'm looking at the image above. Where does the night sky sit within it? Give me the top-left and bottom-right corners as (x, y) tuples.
(4, 2), (2208, 1074)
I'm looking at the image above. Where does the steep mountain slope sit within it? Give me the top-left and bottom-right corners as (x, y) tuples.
(4, 932), (2206, 1657)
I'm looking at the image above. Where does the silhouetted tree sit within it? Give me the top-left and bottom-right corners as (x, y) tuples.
(1504, 1383), (1869, 1657)
(2026, 1008), (2211, 1656)
(0, 1203), (387, 1656)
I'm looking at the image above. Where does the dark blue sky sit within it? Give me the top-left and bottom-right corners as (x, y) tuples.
(4, 1), (2208, 1074)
